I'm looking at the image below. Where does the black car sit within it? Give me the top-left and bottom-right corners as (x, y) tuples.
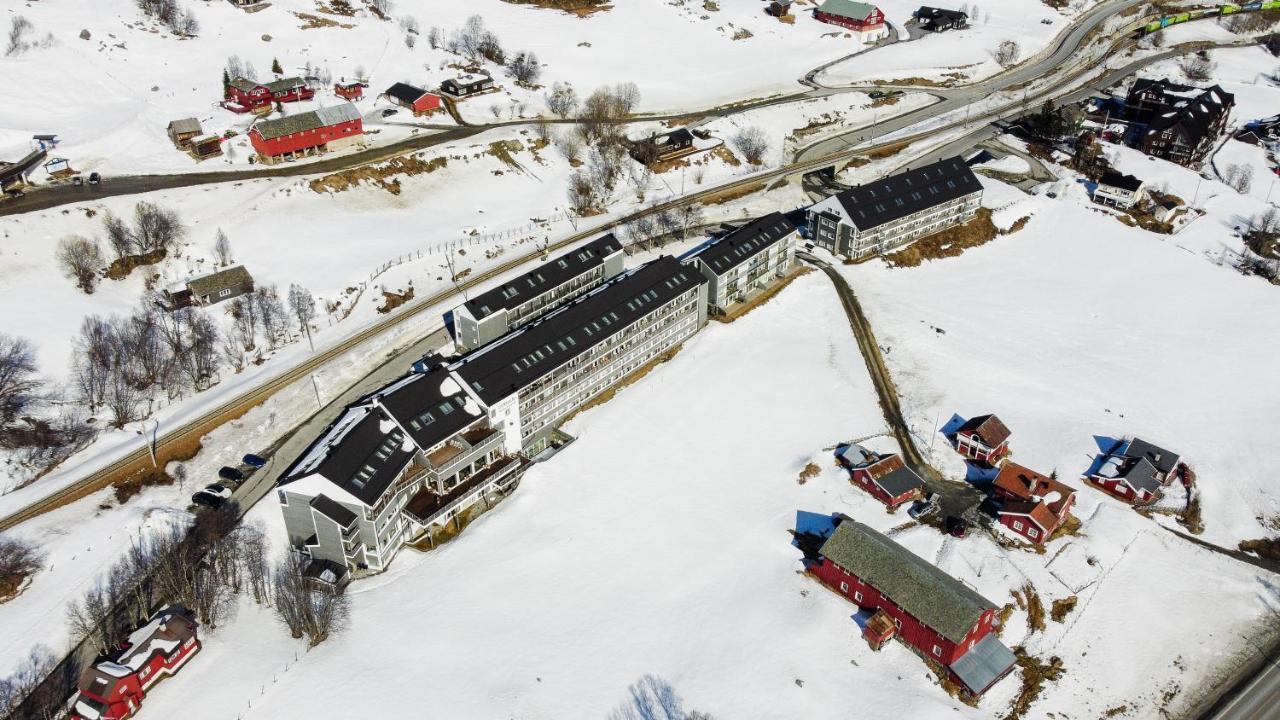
(218, 466), (245, 482)
(3, 188), (24, 199)
(191, 491), (226, 508)
(945, 516), (968, 538)
(88, 172), (101, 185)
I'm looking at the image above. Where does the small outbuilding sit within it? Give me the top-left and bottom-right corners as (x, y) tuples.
(629, 128), (695, 165)
(383, 82), (442, 115)
(167, 118), (203, 148)
(953, 414), (1011, 465)
(335, 81), (364, 101)
(836, 444), (925, 508)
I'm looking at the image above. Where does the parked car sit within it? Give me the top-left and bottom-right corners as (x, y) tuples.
(381, 108), (399, 117)
(218, 466), (245, 483)
(908, 492), (940, 520)
(3, 188), (25, 199)
(88, 172), (101, 185)
(204, 483), (233, 499)
(242, 453), (267, 469)
(72, 176), (83, 186)
(803, 242), (816, 252)
(191, 490), (226, 508)
(945, 516), (968, 538)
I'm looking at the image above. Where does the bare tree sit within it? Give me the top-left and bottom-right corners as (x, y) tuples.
(133, 201), (184, 255)
(732, 126), (770, 165)
(1254, 206), (1280, 238)
(507, 50), (541, 84)
(212, 228), (233, 267)
(546, 81), (578, 119)
(288, 284), (317, 352)
(228, 296), (258, 351)
(558, 132), (583, 164)
(1224, 163), (1254, 194)
(65, 579), (117, 653)
(0, 534), (43, 592)
(0, 334), (40, 425)
(253, 285), (288, 350)
(533, 118), (553, 144)
(623, 214), (658, 251)
(608, 674), (685, 720)
(272, 553), (350, 646)
(995, 39), (1020, 67)
(1181, 53), (1216, 81)
(567, 171), (597, 215)
(57, 235), (103, 293)
(103, 211), (136, 260)
(0, 644), (59, 716)
(427, 26), (441, 49)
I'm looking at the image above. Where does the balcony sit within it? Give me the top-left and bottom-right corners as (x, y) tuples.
(404, 456), (525, 527)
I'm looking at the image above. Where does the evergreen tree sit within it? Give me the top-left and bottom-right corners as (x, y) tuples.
(271, 57), (283, 75)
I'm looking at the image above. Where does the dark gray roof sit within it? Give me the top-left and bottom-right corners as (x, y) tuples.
(452, 256), (705, 405)
(657, 128), (693, 148)
(1121, 437), (1179, 475)
(367, 370), (477, 452)
(916, 6), (968, 21)
(293, 407), (415, 506)
(949, 634), (1016, 694)
(252, 103), (361, 141)
(231, 76), (307, 94)
(186, 265), (252, 297)
(464, 234), (622, 320)
(384, 82), (430, 105)
(1099, 170), (1143, 192)
(690, 212), (793, 276)
(1146, 85), (1233, 142)
(818, 519), (995, 643)
(0, 149), (46, 184)
(832, 156), (981, 232)
(872, 464), (925, 497)
(310, 494), (357, 528)
(1116, 457), (1163, 494)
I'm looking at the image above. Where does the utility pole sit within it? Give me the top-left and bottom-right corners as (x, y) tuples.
(311, 374), (323, 410)
(144, 420), (159, 468)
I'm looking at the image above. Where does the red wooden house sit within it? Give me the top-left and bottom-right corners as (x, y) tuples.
(814, 0), (889, 40)
(954, 414), (1011, 465)
(992, 462), (1076, 544)
(383, 82), (442, 115)
(1086, 437), (1182, 504)
(225, 76), (315, 111)
(334, 81), (364, 101)
(812, 518), (1016, 697)
(249, 103), (363, 163)
(836, 444), (924, 508)
(70, 607), (200, 720)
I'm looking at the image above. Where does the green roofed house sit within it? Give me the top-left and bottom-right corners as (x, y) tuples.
(814, 0), (890, 42)
(811, 516), (1016, 697)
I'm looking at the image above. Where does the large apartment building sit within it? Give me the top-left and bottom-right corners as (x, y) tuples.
(278, 256), (707, 575)
(685, 212), (797, 315)
(807, 156), (982, 260)
(276, 367), (521, 578)
(450, 233), (625, 351)
(1128, 80), (1234, 167)
(453, 256), (708, 455)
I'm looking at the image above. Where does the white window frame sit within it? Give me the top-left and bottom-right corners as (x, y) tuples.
(839, 581), (849, 592)
(932, 645), (942, 657)
(1028, 527), (1040, 539)
(1012, 520), (1024, 531)
(854, 591), (863, 602)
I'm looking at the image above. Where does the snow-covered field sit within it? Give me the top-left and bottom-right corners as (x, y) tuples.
(816, 0), (1100, 86)
(0, 0), (906, 176)
(124, 205), (1280, 719)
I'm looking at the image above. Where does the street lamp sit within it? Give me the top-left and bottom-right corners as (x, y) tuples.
(311, 373), (323, 410)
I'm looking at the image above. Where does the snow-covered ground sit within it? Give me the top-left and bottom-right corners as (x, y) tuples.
(122, 211), (1280, 719)
(816, 0), (1100, 86)
(0, 0), (910, 177)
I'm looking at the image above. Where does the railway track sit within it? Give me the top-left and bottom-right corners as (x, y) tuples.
(1, 16), (1263, 529)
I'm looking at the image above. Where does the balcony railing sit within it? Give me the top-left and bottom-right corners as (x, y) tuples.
(404, 456), (525, 527)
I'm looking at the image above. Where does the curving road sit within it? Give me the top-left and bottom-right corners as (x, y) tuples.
(1, 0), (1267, 530)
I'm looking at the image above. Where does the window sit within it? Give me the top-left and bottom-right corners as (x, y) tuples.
(854, 591), (863, 602)
(840, 581), (849, 592)
(1012, 520), (1024, 531)
(932, 645), (942, 657)
(1028, 527), (1039, 539)
(893, 618), (902, 629)
(219, 288), (232, 298)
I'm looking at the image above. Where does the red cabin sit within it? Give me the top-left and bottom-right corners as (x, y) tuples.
(953, 414), (1011, 465)
(1086, 437), (1182, 504)
(334, 82), (364, 101)
(225, 76), (315, 110)
(70, 607), (200, 720)
(814, 0), (888, 39)
(812, 518), (1016, 697)
(383, 82), (442, 115)
(249, 103), (364, 163)
(836, 444), (924, 508)
(992, 462), (1076, 544)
